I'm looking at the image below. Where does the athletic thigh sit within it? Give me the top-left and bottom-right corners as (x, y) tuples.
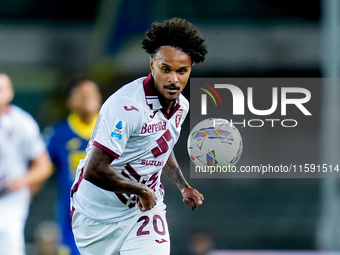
(119, 209), (170, 255)
(72, 211), (131, 255)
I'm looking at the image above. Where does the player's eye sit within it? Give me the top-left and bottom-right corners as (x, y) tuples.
(178, 68), (187, 74)
(162, 67), (170, 72)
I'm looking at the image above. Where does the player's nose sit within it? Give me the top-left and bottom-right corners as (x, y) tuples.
(168, 72), (179, 84)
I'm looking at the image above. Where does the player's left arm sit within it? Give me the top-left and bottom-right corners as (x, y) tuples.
(163, 150), (204, 210)
(7, 151), (52, 196)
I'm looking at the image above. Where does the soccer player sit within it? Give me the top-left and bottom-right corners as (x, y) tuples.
(45, 78), (102, 255)
(0, 73), (52, 255)
(71, 18), (207, 255)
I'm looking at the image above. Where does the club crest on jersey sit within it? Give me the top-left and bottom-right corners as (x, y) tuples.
(111, 120), (125, 140)
(175, 109), (184, 128)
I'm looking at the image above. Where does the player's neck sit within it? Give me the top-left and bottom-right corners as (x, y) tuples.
(159, 98), (175, 115)
(74, 112), (96, 125)
(0, 105), (10, 116)
(80, 115), (95, 125)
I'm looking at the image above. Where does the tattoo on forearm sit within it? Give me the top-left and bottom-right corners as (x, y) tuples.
(163, 151), (188, 190)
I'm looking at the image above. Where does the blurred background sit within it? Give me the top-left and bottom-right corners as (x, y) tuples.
(1, 0), (340, 254)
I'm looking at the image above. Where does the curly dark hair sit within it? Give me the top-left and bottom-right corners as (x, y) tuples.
(142, 18), (207, 64)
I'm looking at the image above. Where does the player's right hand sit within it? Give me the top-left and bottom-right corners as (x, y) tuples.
(137, 186), (157, 211)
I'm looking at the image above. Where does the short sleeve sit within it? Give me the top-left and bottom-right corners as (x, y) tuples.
(23, 115), (46, 161)
(93, 97), (142, 158)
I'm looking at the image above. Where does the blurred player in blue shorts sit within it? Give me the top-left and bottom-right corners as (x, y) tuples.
(45, 78), (102, 255)
(71, 18), (207, 255)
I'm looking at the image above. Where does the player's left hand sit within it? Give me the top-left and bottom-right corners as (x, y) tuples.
(6, 178), (26, 192)
(181, 186), (204, 210)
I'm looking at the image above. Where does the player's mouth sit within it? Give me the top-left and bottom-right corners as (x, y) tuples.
(164, 85), (180, 93)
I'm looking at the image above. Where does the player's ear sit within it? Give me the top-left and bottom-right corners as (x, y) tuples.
(150, 56), (154, 71)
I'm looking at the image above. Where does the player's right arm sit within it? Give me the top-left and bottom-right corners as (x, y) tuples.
(84, 94), (157, 211)
(83, 146), (157, 211)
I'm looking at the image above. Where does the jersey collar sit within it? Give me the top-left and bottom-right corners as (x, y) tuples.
(142, 73), (181, 118)
(0, 105), (11, 116)
(67, 113), (98, 140)
(143, 73), (163, 110)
